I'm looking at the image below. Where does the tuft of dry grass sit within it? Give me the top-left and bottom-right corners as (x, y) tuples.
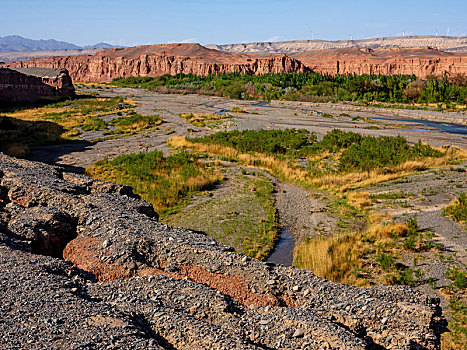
(347, 191), (371, 210)
(179, 112), (231, 128)
(312, 154), (462, 192)
(293, 223), (409, 286)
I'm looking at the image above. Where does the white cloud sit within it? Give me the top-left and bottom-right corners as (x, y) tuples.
(167, 38), (197, 44)
(265, 35), (284, 42)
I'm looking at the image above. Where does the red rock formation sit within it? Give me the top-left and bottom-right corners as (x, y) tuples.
(5, 44), (467, 82)
(292, 47), (467, 78)
(6, 43), (308, 82)
(0, 67), (75, 103)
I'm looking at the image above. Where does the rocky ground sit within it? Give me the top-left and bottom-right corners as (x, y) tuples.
(0, 155), (446, 349)
(2, 86), (466, 348)
(363, 164), (467, 303)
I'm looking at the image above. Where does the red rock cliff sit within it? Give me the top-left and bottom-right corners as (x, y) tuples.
(6, 43), (309, 82)
(292, 47), (467, 78)
(0, 67), (75, 103)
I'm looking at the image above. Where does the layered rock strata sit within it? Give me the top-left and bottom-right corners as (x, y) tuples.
(0, 155), (445, 349)
(292, 47), (467, 79)
(0, 67), (75, 103)
(4, 44), (467, 82)
(5, 43), (308, 83)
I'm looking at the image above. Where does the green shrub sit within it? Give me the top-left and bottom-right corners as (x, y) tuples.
(190, 129), (316, 156)
(443, 193), (467, 223)
(88, 150), (221, 217)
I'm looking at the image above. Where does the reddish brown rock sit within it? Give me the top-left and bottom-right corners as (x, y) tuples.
(292, 47), (467, 78)
(0, 67), (75, 103)
(6, 43), (308, 82)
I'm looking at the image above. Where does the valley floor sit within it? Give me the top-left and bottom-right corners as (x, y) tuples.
(21, 85), (467, 347)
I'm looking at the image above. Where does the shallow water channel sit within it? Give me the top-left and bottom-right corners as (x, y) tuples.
(266, 228), (295, 266)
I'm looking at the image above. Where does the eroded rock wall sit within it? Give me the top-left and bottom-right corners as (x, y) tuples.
(293, 48), (467, 78)
(0, 155), (445, 349)
(4, 44), (467, 83)
(0, 67), (75, 103)
(5, 44), (308, 83)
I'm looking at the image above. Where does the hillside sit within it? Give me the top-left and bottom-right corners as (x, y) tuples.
(207, 35), (467, 54)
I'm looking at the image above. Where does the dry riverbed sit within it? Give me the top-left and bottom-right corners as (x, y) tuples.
(20, 85), (467, 346)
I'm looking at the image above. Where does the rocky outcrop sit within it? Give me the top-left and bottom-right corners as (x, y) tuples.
(5, 43), (467, 82)
(0, 67), (75, 103)
(0, 154), (446, 349)
(292, 47), (467, 78)
(5, 43), (308, 83)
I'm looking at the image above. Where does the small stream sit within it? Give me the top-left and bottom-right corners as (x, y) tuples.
(370, 116), (467, 135)
(252, 101), (467, 136)
(203, 104), (228, 115)
(266, 228), (295, 266)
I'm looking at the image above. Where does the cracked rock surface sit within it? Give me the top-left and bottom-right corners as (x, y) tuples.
(0, 155), (446, 349)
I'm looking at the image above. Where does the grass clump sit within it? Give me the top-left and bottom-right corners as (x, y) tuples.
(442, 267), (467, 350)
(443, 193), (467, 223)
(104, 113), (162, 135)
(179, 112), (231, 128)
(86, 150), (222, 217)
(294, 215), (442, 286)
(169, 128), (454, 192)
(189, 128), (316, 156)
(294, 222), (408, 286)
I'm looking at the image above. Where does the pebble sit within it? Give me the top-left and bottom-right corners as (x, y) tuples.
(292, 328), (306, 338)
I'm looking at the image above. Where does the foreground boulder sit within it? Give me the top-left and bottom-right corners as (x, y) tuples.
(0, 155), (445, 349)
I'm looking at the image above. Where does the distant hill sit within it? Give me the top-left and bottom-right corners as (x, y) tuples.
(84, 42), (124, 49)
(0, 35), (123, 52)
(206, 35), (467, 54)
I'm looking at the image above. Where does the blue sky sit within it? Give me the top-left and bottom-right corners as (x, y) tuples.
(1, 0), (466, 46)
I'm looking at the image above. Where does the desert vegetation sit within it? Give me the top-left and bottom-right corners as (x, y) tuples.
(0, 97), (166, 156)
(168, 169), (279, 260)
(294, 214), (442, 286)
(0, 97), (134, 156)
(168, 129), (458, 192)
(179, 112), (232, 128)
(443, 193), (467, 224)
(86, 150), (222, 217)
(112, 72), (467, 107)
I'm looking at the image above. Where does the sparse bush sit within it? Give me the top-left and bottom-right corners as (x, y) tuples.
(443, 193), (467, 223)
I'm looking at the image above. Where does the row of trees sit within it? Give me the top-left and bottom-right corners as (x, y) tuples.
(112, 72), (467, 105)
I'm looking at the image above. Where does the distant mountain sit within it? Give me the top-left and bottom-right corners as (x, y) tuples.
(0, 35), (80, 52)
(84, 42), (124, 49)
(0, 35), (123, 52)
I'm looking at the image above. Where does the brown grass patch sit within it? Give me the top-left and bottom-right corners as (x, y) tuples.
(293, 223), (409, 286)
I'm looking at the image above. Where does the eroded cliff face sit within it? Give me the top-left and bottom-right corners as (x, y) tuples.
(293, 47), (467, 78)
(0, 67), (75, 103)
(4, 44), (467, 83)
(6, 43), (309, 83)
